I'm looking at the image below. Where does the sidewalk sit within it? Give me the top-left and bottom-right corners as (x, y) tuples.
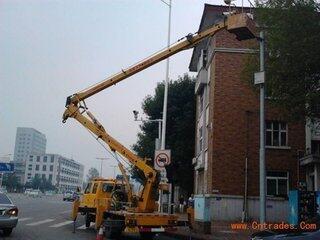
(165, 221), (255, 240)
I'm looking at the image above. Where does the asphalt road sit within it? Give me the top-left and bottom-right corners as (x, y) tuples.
(0, 194), (175, 240)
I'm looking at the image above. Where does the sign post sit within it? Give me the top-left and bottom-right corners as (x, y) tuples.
(154, 150), (171, 213)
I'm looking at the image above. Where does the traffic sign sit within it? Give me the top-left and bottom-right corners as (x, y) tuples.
(154, 150), (171, 168)
(0, 163), (14, 173)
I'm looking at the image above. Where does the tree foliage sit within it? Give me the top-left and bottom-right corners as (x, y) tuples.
(87, 167), (99, 182)
(243, 0), (320, 120)
(132, 74), (196, 195)
(2, 173), (22, 191)
(25, 175), (56, 191)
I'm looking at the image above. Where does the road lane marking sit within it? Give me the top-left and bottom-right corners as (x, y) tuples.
(26, 219), (55, 226)
(60, 210), (70, 214)
(50, 220), (73, 228)
(77, 223), (94, 229)
(19, 218), (33, 222)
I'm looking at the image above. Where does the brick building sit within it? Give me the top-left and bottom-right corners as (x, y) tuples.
(189, 4), (305, 221)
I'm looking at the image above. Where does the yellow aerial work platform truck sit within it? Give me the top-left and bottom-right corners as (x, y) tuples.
(63, 12), (256, 239)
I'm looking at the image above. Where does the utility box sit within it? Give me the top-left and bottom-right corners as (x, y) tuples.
(288, 190), (319, 226)
(194, 195), (211, 234)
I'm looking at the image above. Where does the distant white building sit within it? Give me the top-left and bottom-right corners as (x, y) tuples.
(24, 154), (84, 192)
(13, 127), (47, 183)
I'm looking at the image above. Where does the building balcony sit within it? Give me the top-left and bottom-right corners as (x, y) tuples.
(300, 154), (320, 166)
(195, 68), (208, 94)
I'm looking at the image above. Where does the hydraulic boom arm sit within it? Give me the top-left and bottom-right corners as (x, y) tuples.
(62, 13), (255, 213)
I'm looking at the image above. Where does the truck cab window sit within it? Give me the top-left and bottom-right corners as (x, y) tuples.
(102, 183), (114, 193)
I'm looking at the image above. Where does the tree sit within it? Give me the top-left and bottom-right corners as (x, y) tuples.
(87, 167), (99, 182)
(26, 175), (56, 192)
(132, 74), (196, 196)
(2, 173), (22, 192)
(243, 0), (320, 120)
(30, 175), (41, 189)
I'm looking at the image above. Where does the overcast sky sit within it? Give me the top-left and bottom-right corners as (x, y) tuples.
(0, 0), (248, 178)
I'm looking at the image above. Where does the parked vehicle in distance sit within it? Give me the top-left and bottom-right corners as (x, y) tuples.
(24, 188), (32, 195)
(27, 189), (42, 198)
(0, 193), (18, 236)
(45, 190), (55, 196)
(0, 188), (7, 194)
(63, 191), (75, 201)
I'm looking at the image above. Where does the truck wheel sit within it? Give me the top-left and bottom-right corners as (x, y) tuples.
(104, 227), (121, 239)
(85, 213), (91, 228)
(3, 228), (13, 236)
(140, 232), (156, 240)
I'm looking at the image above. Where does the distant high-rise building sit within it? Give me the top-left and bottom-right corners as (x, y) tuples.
(24, 154), (84, 191)
(13, 127), (46, 183)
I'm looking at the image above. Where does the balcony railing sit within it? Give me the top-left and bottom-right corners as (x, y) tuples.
(299, 151), (320, 166)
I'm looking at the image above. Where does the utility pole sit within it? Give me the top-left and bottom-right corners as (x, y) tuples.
(160, 0), (171, 150)
(255, 31), (266, 224)
(133, 110), (162, 150)
(259, 31), (266, 224)
(96, 157), (109, 178)
(160, 0), (172, 214)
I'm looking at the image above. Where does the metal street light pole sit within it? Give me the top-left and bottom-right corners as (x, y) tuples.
(259, 31), (266, 224)
(96, 157), (109, 178)
(133, 110), (162, 150)
(256, 31), (266, 224)
(160, 0), (172, 150)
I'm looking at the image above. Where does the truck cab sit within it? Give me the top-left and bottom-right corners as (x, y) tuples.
(72, 178), (126, 228)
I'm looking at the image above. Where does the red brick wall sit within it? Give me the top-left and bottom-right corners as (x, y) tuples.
(207, 29), (305, 196)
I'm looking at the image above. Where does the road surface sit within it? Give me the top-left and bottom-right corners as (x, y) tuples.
(1, 193), (176, 240)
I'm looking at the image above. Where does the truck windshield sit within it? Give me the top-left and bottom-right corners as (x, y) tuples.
(102, 183), (114, 193)
(84, 183), (92, 194)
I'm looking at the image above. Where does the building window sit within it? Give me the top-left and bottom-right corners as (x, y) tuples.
(312, 140), (320, 155)
(267, 171), (289, 197)
(37, 156), (40, 162)
(36, 165), (39, 171)
(51, 155), (54, 163)
(50, 165), (54, 171)
(199, 89), (204, 114)
(43, 165), (46, 171)
(49, 174), (53, 182)
(29, 156), (33, 161)
(199, 127), (203, 152)
(42, 174), (46, 179)
(43, 156), (47, 162)
(266, 121), (288, 147)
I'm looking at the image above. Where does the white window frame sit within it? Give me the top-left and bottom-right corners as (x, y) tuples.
(266, 121), (289, 148)
(199, 127), (203, 152)
(266, 171), (289, 197)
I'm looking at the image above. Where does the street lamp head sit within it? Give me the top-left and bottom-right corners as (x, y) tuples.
(133, 110), (139, 121)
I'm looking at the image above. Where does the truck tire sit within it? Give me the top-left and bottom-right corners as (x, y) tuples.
(140, 232), (156, 240)
(85, 213), (91, 228)
(104, 227), (121, 239)
(2, 228), (13, 236)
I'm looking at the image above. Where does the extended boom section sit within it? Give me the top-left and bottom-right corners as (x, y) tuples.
(63, 104), (158, 213)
